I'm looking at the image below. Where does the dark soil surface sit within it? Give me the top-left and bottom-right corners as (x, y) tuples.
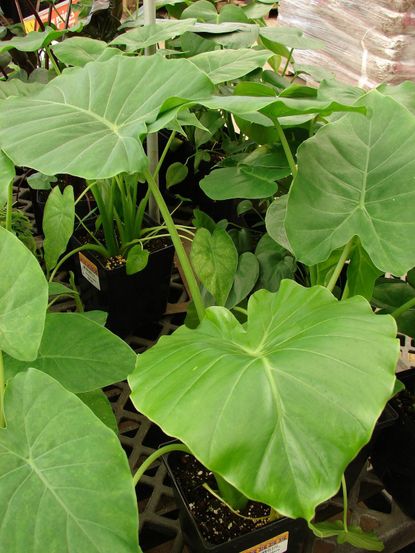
(172, 453), (279, 546)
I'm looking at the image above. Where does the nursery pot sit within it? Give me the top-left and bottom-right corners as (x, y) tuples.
(371, 369), (415, 517)
(71, 234), (174, 337)
(164, 450), (308, 553)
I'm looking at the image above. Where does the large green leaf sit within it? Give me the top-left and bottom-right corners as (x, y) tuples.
(0, 368), (138, 553)
(201, 146), (290, 200)
(0, 227), (47, 361)
(190, 228), (238, 305)
(200, 166), (278, 200)
(259, 26), (323, 57)
(52, 37), (121, 67)
(0, 80), (44, 101)
(189, 49), (270, 84)
(129, 280), (398, 521)
(0, 56), (214, 179)
(377, 81), (415, 116)
(0, 150), (15, 207)
(110, 20), (196, 51)
(285, 90), (415, 275)
(4, 312), (136, 392)
(0, 27), (68, 53)
(43, 185), (75, 271)
(199, 94), (365, 118)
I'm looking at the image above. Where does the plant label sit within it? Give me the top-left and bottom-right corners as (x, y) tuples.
(240, 531), (289, 553)
(79, 253), (101, 291)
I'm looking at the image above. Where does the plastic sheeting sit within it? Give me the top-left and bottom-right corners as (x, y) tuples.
(278, 0), (415, 86)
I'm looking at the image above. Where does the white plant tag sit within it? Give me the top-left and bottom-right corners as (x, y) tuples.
(240, 531), (289, 553)
(79, 253), (101, 291)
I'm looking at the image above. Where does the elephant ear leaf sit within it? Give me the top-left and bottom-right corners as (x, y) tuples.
(285, 90), (415, 275)
(129, 279), (398, 522)
(0, 368), (139, 553)
(0, 227), (47, 361)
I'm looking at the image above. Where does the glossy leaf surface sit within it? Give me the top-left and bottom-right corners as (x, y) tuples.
(0, 227), (47, 361)
(0, 56), (214, 179)
(130, 280), (398, 521)
(4, 313), (136, 392)
(285, 90), (415, 275)
(0, 369), (138, 553)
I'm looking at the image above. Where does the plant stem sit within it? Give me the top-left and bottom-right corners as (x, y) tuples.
(341, 475), (348, 533)
(0, 351), (4, 428)
(133, 443), (190, 486)
(49, 243), (109, 282)
(154, 130), (176, 180)
(274, 120), (297, 179)
(281, 48), (294, 77)
(6, 180), (13, 232)
(68, 271), (84, 313)
(144, 169), (205, 322)
(233, 306), (248, 317)
(46, 47), (61, 75)
(391, 296), (415, 320)
(326, 239), (353, 293)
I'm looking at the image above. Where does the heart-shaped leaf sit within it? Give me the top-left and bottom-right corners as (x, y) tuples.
(43, 185), (75, 271)
(0, 227), (47, 361)
(254, 233), (296, 292)
(0, 56), (214, 179)
(285, 90), (415, 275)
(225, 251), (259, 309)
(110, 20), (197, 51)
(52, 37), (121, 67)
(347, 240), (383, 300)
(190, 227), (238, 305)
(4, 312), (136, 392)
(166, 161), (188, 189)
(129, 280), (398, 521)
(126, 246), (149, 275)
(259, 26), (324, 53)
(372, 278), (415, 339)
(0, 368), (138, 553)
(189, 49), (270, 84)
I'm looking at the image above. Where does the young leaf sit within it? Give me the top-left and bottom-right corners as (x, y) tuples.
(254, 233), (296, 292)
(126, 246), (149, 275)
(347, 241), (383, 300)
(285, 90), (415, 275)
(48, 281), (76, 297)
(0, 56), (214, 180)
(189, 49), (270, 84)
(265, 196), (293, 253)
(226, 252), (259, 309)
(372, 279), (415, 339)
(0, 150), (15, 207)
(129, 280), (398, 522)
(77, 388), (118, 433)
(190, 227), (238, 305)
(4, 312), (136, 392)
(43, 185), (75, 271)
(166, 162), (188, 189)
(0, 368), (139, 553)
(0, 227), (47, 361)
(26, 172), (57, 191)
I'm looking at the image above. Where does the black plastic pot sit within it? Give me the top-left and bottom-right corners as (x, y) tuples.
(164, 451), (308, 553)
(344, 403), (398, 491)
(371, 369), (415, 517)
(71, 235), (174, 337)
